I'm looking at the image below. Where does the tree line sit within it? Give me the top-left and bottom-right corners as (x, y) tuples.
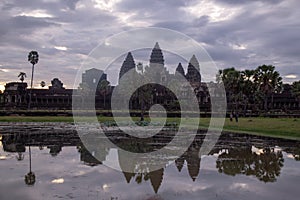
(216, 64), (300, 113)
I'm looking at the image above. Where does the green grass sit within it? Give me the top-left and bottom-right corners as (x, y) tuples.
(0, 116), (299, 140)
(157, 117), (300, 140)
(0, 116), (74, 122)
(222, 118), (300, 140)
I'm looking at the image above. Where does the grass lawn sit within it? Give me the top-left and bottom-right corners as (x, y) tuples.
(221, 118), (300, 140)
(0, 116), (75, 122)
(0, 116), (299, 140)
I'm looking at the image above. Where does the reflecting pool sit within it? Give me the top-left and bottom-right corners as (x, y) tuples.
(0, 123), (299, 200)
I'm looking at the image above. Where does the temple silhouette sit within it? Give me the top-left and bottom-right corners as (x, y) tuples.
(1, 42), (299, 113)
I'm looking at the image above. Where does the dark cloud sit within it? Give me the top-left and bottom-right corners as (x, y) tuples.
(152, 16), (209, 32)
(181, 0), (300, 83)
(0, 0), (299, 87)
(0, 16), (59, 36)
(213, 0), (283, 5)
(1, 0), (79, 12)
(152, 21), (190, 31)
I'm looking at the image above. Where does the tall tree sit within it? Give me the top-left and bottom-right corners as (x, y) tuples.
(254, 65), (282, 112)
(18, 72), (27, 83)
(291, 80), (300, 107)
(240, 69), (256, 114)
(28, 51), (39, 109)
(291, 81), (300, 100)
(216, 67), (242, 111)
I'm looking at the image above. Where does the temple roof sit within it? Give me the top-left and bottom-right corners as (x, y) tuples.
(150, 42), (164, 66)
(119, 52), (136, 80)
(189, 55), (200, 71)
(175, 62), (185, 76)
(154, 42), (160, 49)
(186, 55), (201, 84)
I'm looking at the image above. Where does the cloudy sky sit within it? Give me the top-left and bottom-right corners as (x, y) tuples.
(0, 0), (299, 90)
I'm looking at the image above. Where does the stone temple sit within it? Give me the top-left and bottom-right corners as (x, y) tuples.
(118, 42), (202, 86)
(0, 42), (299, 113)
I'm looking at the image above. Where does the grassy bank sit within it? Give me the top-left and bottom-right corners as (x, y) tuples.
(0, 116), (299, 140)
(221, 118), (300, 140)
(0, 116), (74, 122)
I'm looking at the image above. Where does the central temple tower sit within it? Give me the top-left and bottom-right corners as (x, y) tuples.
(148, 42), (169, 84)
(149, 42), (164, 67)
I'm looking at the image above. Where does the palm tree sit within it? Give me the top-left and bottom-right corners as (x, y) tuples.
(217, 67), (242, 111)
(254, 65), (282, 112)
(291, 81), (300, 99)
(18, 72), (27, 83)
(25, 146), (35, 186)
(291, 81), (300, 108)
(40, 81), (46, 88)
(28, 51), (39, 109)
(240, 69), (255, 115)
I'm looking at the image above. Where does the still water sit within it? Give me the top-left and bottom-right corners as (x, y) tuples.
(0, 123), (299, 200)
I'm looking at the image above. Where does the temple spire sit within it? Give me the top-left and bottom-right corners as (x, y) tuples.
(150, 42), (164, 67)
(119, 52), (136, 80)
(154, 42), (160, 49)
(186, 54), (201, 85)
(175, 63), (185, 77)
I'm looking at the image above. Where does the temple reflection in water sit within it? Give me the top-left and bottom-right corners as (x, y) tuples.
(0, 127), (299, 193)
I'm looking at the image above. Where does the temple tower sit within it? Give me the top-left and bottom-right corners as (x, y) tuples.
(175, 62), (185, 77)
(149, 42), (164, 67)
(148, 42), (169, 84)
(186, 55), (201, 86)
(119, 52), (136, 80)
